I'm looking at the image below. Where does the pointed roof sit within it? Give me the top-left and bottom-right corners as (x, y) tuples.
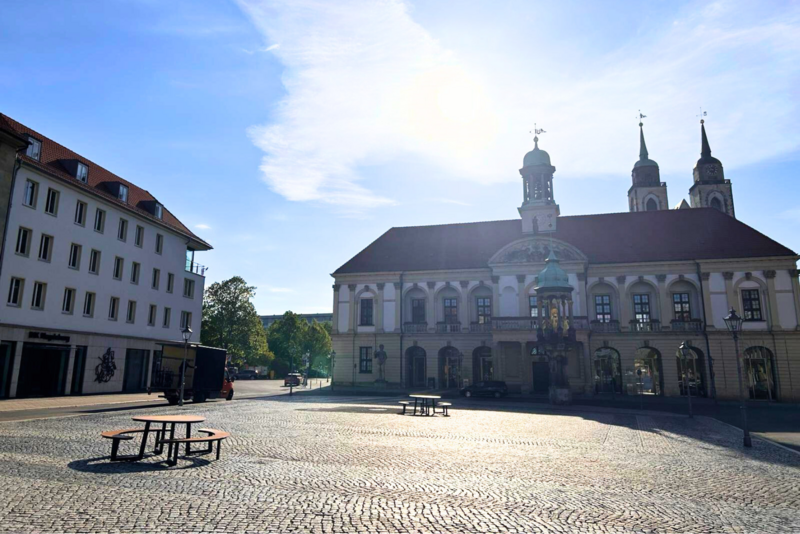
(674, 199), (691, 210)
(633, 123), (658, 169)
(534, 250), (573, 293)
(696, 121), (722, 167)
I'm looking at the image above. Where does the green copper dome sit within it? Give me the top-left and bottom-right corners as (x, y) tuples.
(534, 250), (573, 293)
(523, 137), (551, 167)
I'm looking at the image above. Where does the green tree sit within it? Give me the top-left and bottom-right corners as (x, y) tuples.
(303, 320), (333, 376)
(201, 276), (273, 368)
(266, 313), (332, 377)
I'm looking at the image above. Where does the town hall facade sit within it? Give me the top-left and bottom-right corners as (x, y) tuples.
(330, 122), (800, 402)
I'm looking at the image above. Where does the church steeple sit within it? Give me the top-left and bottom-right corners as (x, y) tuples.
(689, 117), (735, 217)
(519, 127), (559, 233)
(628, 114), (668, 212)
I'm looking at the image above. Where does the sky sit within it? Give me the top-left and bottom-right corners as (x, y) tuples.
(1, 0), (799, 314)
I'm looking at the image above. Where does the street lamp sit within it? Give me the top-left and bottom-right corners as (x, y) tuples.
(178, 325), (193, 407)
(723, 308), (752, 447)
(678, 341), (693, 418)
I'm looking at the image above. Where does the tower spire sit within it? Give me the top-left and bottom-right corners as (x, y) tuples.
(638, 111), (649, 161)
(700, 122), (712, 158)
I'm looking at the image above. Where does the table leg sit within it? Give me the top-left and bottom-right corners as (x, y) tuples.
(413, 398), (418, 416)
(136, 421), (151, 460)
(432, 399), (437, 416)
(166, 423), (176, 464)
(154, 422), (167, 455)
(185, 423), (192, 455)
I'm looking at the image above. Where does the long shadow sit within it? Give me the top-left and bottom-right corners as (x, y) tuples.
(68, 455), (210, 474)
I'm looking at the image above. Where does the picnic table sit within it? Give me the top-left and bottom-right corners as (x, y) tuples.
(408, 394), (441, 416)
(132, 414), (206, 458)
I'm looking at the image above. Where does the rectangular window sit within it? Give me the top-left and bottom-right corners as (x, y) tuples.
(134, 225), (144, 247)
(76, 162), (89, 183)
(673, 293), (691, 321)
(595, 295), (612, 323)
(742, 289), (763, 321)
(166, 273), (174, 293)
(444, 298), (458, 324)
(15, 227), (31, 256)
(155, 233), (163, 254)
(183, 278), (195, 298)
(130, 262), (140, 284)
(152, 268), (160, 290)
(25, 137), (41, 160)
(62, 288), (75, 314)
(359, 347), (373, 373)
(633, 294), (651, 322)
(180, 310), (192, 330)
(44, 188), (59, 216)
(148, 304), (157, 326)
(7, 278), (23, 307)
(94, 209), (105, 233)
(23, 180), (38, 208)
(68, 243), (82, 270)
(529, 295), (539, 317)
(74, 200), (87, 226)
(117, 218), (128, 241)
(411, 298), (426, 323)
(163, 307), (171, 328)
(126, 300), (136, 323)
(108, 296), (119, 321)
(113, 257), (124, 280)
(154, 203), (163, 219)
(359, 298), (373, 326)
(88, 249), (101, 274)
(38, 234), (53, 262)
(118, 184), (129, 203)
(31, 281), (46, 310)
(83, 292), (95, 317)
(476, 297), (492, 324)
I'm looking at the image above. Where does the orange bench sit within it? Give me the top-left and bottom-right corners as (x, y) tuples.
(101, 428), (147, 461)
(159, 428), (230, 465)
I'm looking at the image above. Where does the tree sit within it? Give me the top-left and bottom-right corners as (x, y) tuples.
(201, 276), (273, 368)
(303, 320), (333, 376)
(266, 312), (332, 377)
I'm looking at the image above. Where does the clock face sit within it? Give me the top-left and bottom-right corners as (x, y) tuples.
(707, 165), (718, 176)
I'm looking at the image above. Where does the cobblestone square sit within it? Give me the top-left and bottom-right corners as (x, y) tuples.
(0, 396), (798, 533)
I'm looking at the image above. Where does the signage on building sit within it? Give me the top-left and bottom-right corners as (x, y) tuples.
(28, 331), (71, 343)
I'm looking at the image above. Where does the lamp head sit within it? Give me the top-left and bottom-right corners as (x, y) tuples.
(181, 325), (193, 342)
(679, 341), (690, 358)
(723, 308), (743, 334)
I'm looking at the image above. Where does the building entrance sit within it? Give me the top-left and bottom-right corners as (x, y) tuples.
(123, 349), (150, 392)
(16, 343), (70, 398)
(0, 341), (15, 399)
(406, 346), (427, 388)
(532, 361), (550, 393)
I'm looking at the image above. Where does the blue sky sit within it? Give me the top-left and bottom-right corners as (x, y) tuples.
(2, 0), (799, 314)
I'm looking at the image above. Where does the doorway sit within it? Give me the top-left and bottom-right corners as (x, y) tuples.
(70, 346), (87, 395)
(0, 342), (15, 399)
(438, 347), (462, 389)
(743, 346), (778, 400)
(123, 349), (150, 392)
(16, 343), (70, 398)
(532, 361), (550, 393)
(472, 346), (493, 383)
(406, 346), (427, 388)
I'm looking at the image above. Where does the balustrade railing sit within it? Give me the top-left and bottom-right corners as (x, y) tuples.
(590, 320), (621, 333)
(630, 320), (661, 333)
(436, 322), (462, 333)
(403, 323), (428, 334)
(492, 317), (539, 331)
(469, 322), (492, 333)
(670, 319), (703, 332)
(186, 260), (208, 276)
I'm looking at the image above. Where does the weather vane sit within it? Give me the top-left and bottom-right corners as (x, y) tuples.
(637, 110), (647, 127)
(697, 107), (707, 124)
(530, 124), (546, 145)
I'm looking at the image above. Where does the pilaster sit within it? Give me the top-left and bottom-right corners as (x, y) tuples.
(789, 270), (800, 330)
(764, 270), (781, 330)
(616, 276), (632, 327)
(516, 274), (527, 317)
(459, 281), (469, 330)
(723, 272), (735, 313)
(699, 273), (714, 329)
(347, 284), (356, 334)
(491, 276), (500, 317)
(426, 281), (436, 332)
(376, 283), (385, 333)
(393, 282), (402, 333)
(331, 284), (341, 334)
(656, 274), (670, 323)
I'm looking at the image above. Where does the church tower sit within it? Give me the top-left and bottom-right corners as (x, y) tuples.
(519, 132), (559, 233)
(628, 120), (668, 212)
(689, 120), (735, 217)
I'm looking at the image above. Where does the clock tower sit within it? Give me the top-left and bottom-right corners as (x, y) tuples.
(628, 119), (668, 212)
(519, 132), (559, 234)
(689, 120), (735, 217)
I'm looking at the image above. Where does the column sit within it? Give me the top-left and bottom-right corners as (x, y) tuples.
(789, 270), (800, 329)
(764, 270), (781, 330)
(657, 274), (671, 325)
(426, 281), (436, 332)
(616, 275), (631, 328)
(491, 276), (500, 317)
(459, 281), (470, 331)
(517, 275), (527, 317)
(394, 282), (402, 333)
(347, 284), (357, 334)
(723, 272), (735, 311)
(331, 284), (341, 334)
(376, 283), (385, 333)
(699, 272), (714, 329)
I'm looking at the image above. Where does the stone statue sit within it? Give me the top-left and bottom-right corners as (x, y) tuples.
(375, 344), (388, 382)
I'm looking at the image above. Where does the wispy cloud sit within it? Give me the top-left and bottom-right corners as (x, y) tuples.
(195, 223), (212, 230)
(262, 286), (294, 293)
(237, 0), (800, 211)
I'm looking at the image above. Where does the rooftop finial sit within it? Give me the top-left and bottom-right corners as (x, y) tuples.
(530, 123), (546, 148)
(637, 111), (649, 160)
(697, 107), (707, 125)
(638, 110), (646, 128)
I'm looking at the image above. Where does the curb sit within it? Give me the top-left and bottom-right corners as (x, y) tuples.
(709, 416), (800, 456)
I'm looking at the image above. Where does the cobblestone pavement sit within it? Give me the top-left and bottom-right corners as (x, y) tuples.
(0, 396), (798, 533)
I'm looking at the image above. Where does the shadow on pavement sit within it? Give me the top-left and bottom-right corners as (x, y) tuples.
(68, 456), (210, 474)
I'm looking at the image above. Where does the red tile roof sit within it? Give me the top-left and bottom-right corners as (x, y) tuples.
(334, 208), (796, 274)
(0, 113), (211, 250)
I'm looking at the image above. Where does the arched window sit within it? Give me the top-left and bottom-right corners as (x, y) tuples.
(645, 198), (658, 211)
(710, 196), (723, 212)
(675, 346), (706, 397)
(406, 346), (427, 388)
(631, 348), (662, 395)
(593, 347), (622, 394)
(743, 347), (777, 400)
(472, 346), (493, 383)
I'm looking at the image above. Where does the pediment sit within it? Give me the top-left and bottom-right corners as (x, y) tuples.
(488, 237), (587, 266)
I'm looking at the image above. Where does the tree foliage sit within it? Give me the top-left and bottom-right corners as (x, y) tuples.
(201, 276), (272, 368)
(266, 312), (332, 377)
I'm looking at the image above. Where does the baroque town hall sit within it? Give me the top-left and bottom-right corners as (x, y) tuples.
(330, 121), (800, 402)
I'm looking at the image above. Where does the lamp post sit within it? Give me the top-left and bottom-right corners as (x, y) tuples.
(178, 325), (193, 407)
(678, 341), (693, 418)
(724, 308), (752, 448)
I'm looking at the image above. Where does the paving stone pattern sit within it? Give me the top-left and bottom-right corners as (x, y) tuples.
(0, 396), (798, 533)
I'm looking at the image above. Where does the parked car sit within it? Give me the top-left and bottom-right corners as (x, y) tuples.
(460, 380), (508, 398)
(284, 373), (303, 387)
(236, 369), (259, 380)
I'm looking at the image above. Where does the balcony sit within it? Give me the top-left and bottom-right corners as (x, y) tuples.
(436, 322), (462, 334)
(670, 319), (703, 332)
(403, 323), (428, 334)
(630, 320), (661, 333)
(590, 320), (621, 333)
(469, 322), (492, 333)
(492, 317), (540, 331)
(186, 260), (208, 276)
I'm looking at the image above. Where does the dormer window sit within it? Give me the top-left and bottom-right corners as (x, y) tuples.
(25, 137), (41, 160)
(118, 184), (129, 203)
(154, 203), (163, 219)
(76, 162), (89, 183)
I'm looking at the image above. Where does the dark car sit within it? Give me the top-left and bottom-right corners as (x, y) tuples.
(460, 380), (508, 398)
(236, 369), (259, 380)
(284, 373), (303, 387)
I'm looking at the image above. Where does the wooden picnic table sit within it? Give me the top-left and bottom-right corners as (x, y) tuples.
(131, 414), (206, 459)
(408, 394), (441, 416)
